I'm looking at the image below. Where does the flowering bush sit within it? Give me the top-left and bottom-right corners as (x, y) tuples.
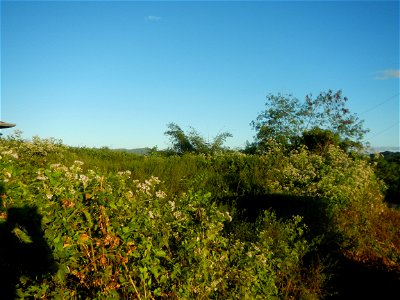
(1, 131), (65, 168)
(0, 139), (317, 299)
(1, 136), (394, 298)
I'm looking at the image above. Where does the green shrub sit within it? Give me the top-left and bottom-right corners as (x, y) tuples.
(1, 136), (395, 299)
(0, 140), (320, 298)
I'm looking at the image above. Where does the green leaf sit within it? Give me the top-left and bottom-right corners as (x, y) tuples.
(82, 209), (93, 228)
(56, 264), (68, 283)
(153, 287), (161, 296)
(154, 249), (166, 258)
(12, 227), (33, 243)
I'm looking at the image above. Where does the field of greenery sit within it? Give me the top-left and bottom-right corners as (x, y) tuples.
(0, 133), (399, 299)
(1, 91), (399, 299)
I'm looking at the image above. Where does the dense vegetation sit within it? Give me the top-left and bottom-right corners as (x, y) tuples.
(0, 90), (399, 298)
(372, 151), (400, 206)
(0, 133), (399, 299)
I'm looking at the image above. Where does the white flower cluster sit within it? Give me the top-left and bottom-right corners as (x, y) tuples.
(2, 170), (12, 182)
(117, 170), (132, 178)
(155, 190), (166, 199)
(36, 160), (106, 201)
(134, 176), (166, 199)
(0, 149), (19, 160)
(168, 200), (176, 211)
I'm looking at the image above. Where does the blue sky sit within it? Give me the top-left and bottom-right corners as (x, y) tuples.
(1, 0), (399, 150)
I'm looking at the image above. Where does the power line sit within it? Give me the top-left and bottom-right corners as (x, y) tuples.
(359, 93), (399, 116)
(367, 121), (400, 139)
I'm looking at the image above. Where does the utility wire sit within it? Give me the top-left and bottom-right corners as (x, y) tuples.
(359, 93), (399, 116)
(366, 121), (400, 139)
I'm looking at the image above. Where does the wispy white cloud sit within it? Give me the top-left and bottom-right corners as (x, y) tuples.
(374, 69), (400, 80)
(145, 15), (161, 22)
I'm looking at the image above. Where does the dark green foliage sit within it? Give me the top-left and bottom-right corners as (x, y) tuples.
(296, 127), (362, 154)
(372, 151), (400, 204)
(295, 127), (341, 154)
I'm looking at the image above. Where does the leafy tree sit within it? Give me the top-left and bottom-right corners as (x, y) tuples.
(250, 90), (368, 152)
(164, 123), (195, 155)
(164, 122), (232, 155)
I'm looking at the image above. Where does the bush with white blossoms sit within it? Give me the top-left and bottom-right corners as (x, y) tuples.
(0, 139), (315, 299)
(1, 130), (65, 167)
(1, 136), (392, 299)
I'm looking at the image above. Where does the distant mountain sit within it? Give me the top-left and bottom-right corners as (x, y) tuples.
(113, 148), (152, 155)
(370, 146), (400, 153)
(379, 151), (400, 160)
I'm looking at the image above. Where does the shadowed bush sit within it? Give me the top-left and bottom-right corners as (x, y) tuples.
(0, 205), (57, 299)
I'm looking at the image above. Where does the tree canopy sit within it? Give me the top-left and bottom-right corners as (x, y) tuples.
(250, 90), (368, 152)
(164, 123), (232, 155)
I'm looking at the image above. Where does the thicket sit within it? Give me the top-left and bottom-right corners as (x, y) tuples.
(371, 151), (400, 205)
(1, 134), (398, 299)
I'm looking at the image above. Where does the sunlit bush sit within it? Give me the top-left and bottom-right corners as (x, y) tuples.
(0, 137), (395, 298)
(0, 141), (316, 298)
